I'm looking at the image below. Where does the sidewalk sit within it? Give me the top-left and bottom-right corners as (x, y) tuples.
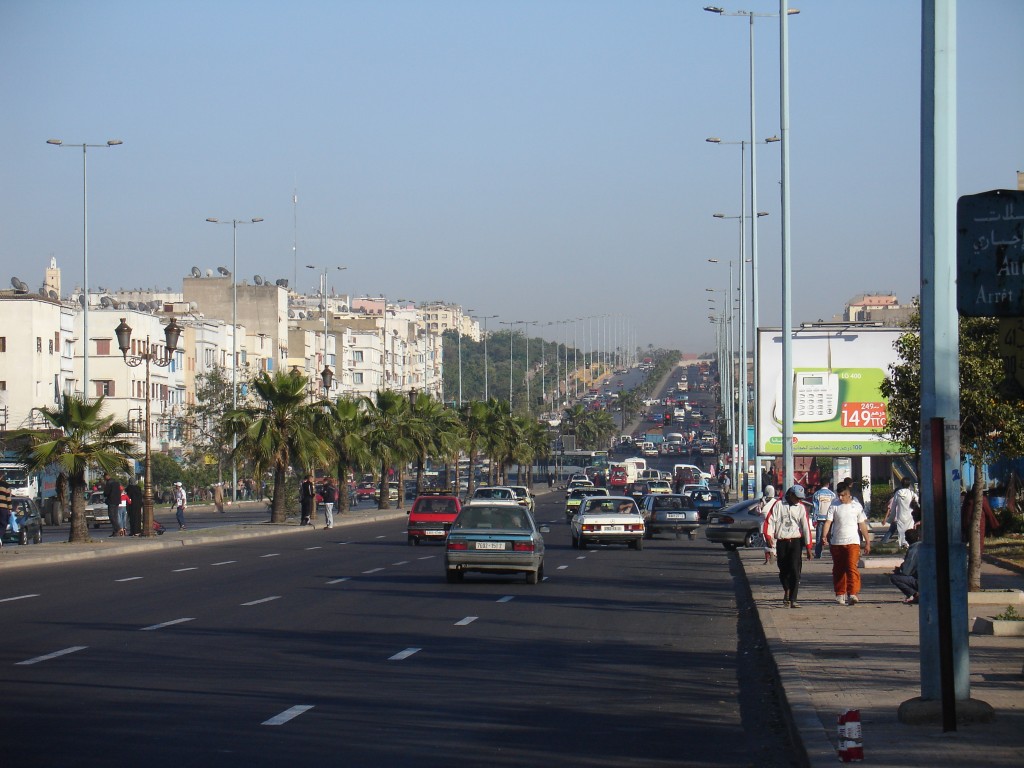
(738, 543), (1024, 767)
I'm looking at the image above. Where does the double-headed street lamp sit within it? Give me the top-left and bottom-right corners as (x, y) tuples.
(458, 309), (476, 407)
(499, 320), (521, 413)
(206, 216), (263, 502)
(47, 138), (123, 401)
(306, 264), (347, 394)
(475, 314), (498, 401)
(114, 317), (182, 538)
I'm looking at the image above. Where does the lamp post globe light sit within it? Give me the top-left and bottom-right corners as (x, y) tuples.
(114, 316), (182, 537)
(206, 216), (263, 503)
(47, 138), (123, 403)
(305, 264), (347, 396)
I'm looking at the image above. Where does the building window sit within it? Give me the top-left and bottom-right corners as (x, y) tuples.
(96, 380), (115, 397)
(96, 339), (111, 356)
(0, 337), (6, 352)
(0, 381), (6, 390)
(49, 338), (54, 354)
(353, 372), (364, 385)
(353, 350), (364, 363)
(37, 337), (42, 353)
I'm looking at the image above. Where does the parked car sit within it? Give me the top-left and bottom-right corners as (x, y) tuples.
(1, 497), (43, 545)
(688, 488), (728, 522)
(406, 494), (462, 546)
(705, 498), (764, 549)
(373, 482), (400, 503)
(565, 486), (609, 521)
(444, 500), (548, 584)
(570, 495), (645, 550)
(85, 491), (111, 528)
(640, 493), (700, 539)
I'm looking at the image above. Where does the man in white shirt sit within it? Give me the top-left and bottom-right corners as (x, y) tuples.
(883, 478), (919, 548)
(764, 485), (813, 608)
(811, 477), (837, 559)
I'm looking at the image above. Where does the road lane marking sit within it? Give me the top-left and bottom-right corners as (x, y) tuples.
(140, 618), (196, 632)
(576, 556), (586, 560)
(416, 555), (435, 560)
(305, 546), (323, 551)
(211, 561), (237, 566)
(557, 565), (569, 570)
(455, 616), (478, 626)
(392, 560), (409, 566)
(16, 646), (88, 665)
(262, 705), (314, 726)
(375, 535), (386, 539)
(362, 567), (384, 574)
(116, 577), (144, 582)
(260, 553), (280, 558)
(172, 568), (198, 573)
(326, 577), (351, 584)
(388, 647), (421, 661)
(497, 596), (515, 603)
(242, 596), (281, 606)
(1, 594), (40, 603)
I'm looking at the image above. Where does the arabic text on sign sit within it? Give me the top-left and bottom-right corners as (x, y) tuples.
(840, 402), (887, 429)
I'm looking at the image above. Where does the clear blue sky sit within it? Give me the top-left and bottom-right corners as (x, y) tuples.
(1, 1), (1021, 353)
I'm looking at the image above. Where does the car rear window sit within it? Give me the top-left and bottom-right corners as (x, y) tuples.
(455, 506), (529, 530)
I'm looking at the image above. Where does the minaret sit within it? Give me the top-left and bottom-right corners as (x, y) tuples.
(44, 256), (61, 298)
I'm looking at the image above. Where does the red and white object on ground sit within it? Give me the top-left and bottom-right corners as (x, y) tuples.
(837, 708), (864, 762)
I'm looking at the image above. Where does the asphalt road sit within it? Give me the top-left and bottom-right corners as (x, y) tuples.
(3, 487), (800, 768)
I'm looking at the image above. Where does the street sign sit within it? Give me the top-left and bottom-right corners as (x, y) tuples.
(997, 318), (1024, 390)
(957, 189), (1024, 317)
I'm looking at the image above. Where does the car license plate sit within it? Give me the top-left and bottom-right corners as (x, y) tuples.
(665, 514), (684, 520)
(426, 530), (445, 536)
(602, 525), (624, 532)
(476, 541), (506, 550)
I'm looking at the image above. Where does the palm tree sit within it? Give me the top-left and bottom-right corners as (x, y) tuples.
(225, 370), (330, 524)
(12, 394), (136, 543)
(481, 398), (514, 484)
(408, 392), (463, 497)
(364, 390), (417, 510)
(318, 395), (372, 515)
(459, 400), (489, 499)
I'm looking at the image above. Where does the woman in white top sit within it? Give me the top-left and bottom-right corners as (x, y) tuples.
(821, 484), (871, 605)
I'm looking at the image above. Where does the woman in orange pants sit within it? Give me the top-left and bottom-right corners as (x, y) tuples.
(822, 483), (871, 605)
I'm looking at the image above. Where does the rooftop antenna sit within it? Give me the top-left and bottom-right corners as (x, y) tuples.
(292, 184), (298, 292)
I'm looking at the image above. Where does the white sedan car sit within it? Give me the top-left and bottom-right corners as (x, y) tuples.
(570, 495), (645, 550)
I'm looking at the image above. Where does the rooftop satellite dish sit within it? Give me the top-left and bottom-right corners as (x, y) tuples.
(39, 287), (49, 297)
(48, 290), (59, 300)
(12, 277), (29, 292)
(191, 266), (201, 278)
(78, 294), (86, 307)
(206, 269), (213, 278)
(97, 286), (107, 292)
(189, 301), (198, 312)
(99, 296), (112, 308)
(128, 301), (138, 310)
(298, 311), (306, 319)
(217, 266), (230, 276)
(288, 309), (295, 319)
(276, 278), (289, 288)
(150, 300), (161, 310)
(253, 274), (264, 285)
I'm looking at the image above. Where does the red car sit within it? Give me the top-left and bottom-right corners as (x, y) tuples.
(407, 494), (462, 546)
(355, 481), (377, 501)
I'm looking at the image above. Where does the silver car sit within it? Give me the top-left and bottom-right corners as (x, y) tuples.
(640, 493), (700, 539)
(445, 501), (548, 584)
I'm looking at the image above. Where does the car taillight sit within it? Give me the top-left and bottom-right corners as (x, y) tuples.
(626, 524), (643, 532)
(717, 515), (734, 524)
(447, 540), (469, 551)
(581, 524), (595, 532)
(512, 542), (534, 552)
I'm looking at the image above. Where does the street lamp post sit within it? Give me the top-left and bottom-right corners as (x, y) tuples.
(499, 320), (521, 413)
(458, 309), (475, 407)
(206, 216), (263, 503)
(47, 138), (123, 401)
(305, 264), (347, 395)
(114, 317), (182, 538)
(476, 314), (498, 401)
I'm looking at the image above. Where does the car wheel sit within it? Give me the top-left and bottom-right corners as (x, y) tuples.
(526, 569), (538, 585)
(19, 529), (27, 545)
(407, 536), (416, 546)
(578, 536), (587, 550)
(631, 538), (644, 551)
(34, 527), (43, 544)
(744, 531), (764, 548)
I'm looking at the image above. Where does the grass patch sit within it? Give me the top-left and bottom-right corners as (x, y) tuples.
(987, 535), (1024, 570)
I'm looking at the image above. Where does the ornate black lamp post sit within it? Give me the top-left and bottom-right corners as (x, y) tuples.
(114, 317), (182, 537)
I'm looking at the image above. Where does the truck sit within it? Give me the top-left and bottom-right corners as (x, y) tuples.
(0, 457), (38, 500)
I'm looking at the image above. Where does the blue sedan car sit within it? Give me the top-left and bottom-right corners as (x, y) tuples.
(444, 501), (547, 584)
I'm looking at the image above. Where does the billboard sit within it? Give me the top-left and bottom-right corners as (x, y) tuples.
(756, 326), (907, 456)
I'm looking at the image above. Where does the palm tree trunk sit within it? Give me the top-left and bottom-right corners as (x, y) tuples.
(68, 473), (89, 542)
(378, 460), (390, 510)
(336, 460), (351, 514)
(271, 464), (289, 524)
(968, 460), (984, 591)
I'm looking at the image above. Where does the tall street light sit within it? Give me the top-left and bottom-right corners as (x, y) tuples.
(47, 138), (123, 401)
(306, 264), (347, 394)
(114, 316), (182, 538)
(458, 309), (475, 407)
(206, 216), (263, 503)
(476, 314), (498, 401)
(499, 320), (521, 413)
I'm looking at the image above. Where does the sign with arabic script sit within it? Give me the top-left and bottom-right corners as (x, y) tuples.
(957, 189), (1024, 317)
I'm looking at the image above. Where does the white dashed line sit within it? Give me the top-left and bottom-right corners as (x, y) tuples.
(557, 565), (569, 570)
(16, 646), (88, 665)
(260, 553), (280, 558)
(0, 594), (40, 603)
(140, 618), (196, 632)
(362, 567), (384, 574)
(305, 546), (323, 551)
(262, 704), (314, 726)
(172, 567), (198, 573)
(388, 647), (421, 661)
(576, 556), (586, 560)
(392, 561), (409, 566)
(116, 577), (143, 582)
(497, 596), (515, 603)
(454, 616), (478, 626)
(326, 578), (350, 584)
(211, 561), (236, 566)
(242, 596), (282, 606)
(416, 555), (435, 561)
(375, 535), (387, 539)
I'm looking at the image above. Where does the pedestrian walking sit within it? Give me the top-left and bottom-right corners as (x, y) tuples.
(103, 473), (123, 536)
(300, 473), (316, 526)
(720, 469), (731, 501)
(764, 485), (813, 608)
(822, 483), (871, 605)
(125, 479), (144, 536)
(173, 481), (187, 530)
(759, 485), (781, 564)
(889, 527), (921, 604)
(811, 477), (837, 559)
(212, 482), (225, 514)
(321, 477), (337, 529)
(882, 478), (919, 547)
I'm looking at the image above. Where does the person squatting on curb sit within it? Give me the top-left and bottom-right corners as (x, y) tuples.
(822, 482), (871, 606)
(764, 485), (813, 608)
(890, 526), (921, 604)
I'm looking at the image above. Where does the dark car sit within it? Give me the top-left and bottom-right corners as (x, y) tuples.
(2, 497), (44, 545)
(640, 493), (700, 539)
(704, 498), (764, 550)
(688, 488), (727, 521)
